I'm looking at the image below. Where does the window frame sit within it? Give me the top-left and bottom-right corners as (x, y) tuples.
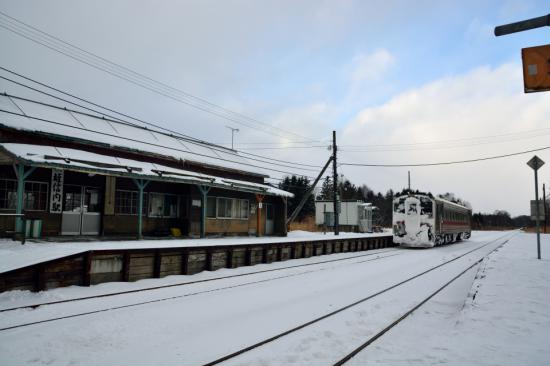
(114, 189), (149, 216)
(209, 196), (250, 220)
(0, 179), (49, 212)
(148, 192), (179, 218)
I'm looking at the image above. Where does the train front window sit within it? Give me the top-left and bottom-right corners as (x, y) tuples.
(407, 202), (418, 215)
(394, 198), (405, 213)
(420, 197), (433, 218)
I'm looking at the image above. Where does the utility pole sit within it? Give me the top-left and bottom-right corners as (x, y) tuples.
(225, 126), (239, 149)
(332, 130), (339, 235)
(408, 171), (411, 190)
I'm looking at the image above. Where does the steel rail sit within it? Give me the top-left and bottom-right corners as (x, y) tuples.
(0, 247), (399, 313)
(0, 252), (403, 331)
(201, 231), (517, 366)
(334, 235), (514, 365)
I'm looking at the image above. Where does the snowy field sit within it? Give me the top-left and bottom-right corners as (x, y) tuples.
(0, 230), (548, 365)
(0, 230), (389, 273)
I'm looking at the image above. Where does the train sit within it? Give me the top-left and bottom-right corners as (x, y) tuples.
(392, 192), (471, 248)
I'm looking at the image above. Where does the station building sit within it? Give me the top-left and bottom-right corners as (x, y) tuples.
(0, 94), (292, 239)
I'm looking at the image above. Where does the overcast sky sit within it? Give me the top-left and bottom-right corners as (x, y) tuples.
(1, 0), (549, 216)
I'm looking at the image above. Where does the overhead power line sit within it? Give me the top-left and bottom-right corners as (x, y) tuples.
(0, 10), (321, 142)
(0, 70), (323, 169)
(338, 129), (550, 153)
(340, 146), (550, 167)
(0, 107), (318, 179)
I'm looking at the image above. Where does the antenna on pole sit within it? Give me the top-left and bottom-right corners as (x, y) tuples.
(225, 126), (239, 149)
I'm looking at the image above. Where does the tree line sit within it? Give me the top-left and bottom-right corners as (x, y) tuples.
(278, 175), (535, 229)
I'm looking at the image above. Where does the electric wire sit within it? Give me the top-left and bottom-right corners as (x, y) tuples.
(0, 11), (321, 142)
(0, 69), (324, 169)
(0, 107), (319, 179)
(340, 145), (550, 167)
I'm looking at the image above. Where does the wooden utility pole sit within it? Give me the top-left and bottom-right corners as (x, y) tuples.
(332, 130), (339, 235)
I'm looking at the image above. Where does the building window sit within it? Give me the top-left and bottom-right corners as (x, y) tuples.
(237, 199), (249, 219)
(149, 193), (178, 218)
(24, 181), (48, 211)
(0, 179), (17, 210)
(115, 190), (148, 215)
(206, 197), (216, 218)
(217, 197), (233, 218)
(212, 197), (249, 219)
(0, 179), (48, 211)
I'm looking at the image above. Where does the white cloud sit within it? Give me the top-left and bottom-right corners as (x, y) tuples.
(340, 63), (550, 216)
(351, 49), (395, 84)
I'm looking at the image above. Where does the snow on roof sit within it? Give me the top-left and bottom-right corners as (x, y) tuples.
(0, 143), (293, 198)
(0, 94), (270, 177)
(434, 196), (471, 210)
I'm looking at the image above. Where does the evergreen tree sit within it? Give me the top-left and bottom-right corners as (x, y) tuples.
(318, 176), (333, 200)
(278, 175), (315, 222)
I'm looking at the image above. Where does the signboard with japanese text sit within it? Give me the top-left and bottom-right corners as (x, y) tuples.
(50, 169), (64, 213)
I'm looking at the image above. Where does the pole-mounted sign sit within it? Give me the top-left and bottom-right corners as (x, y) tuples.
(527, 155), (544, 260)
(494, 14), (550, 93)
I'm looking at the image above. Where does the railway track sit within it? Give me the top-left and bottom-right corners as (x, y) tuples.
(0, 247), (399, 313)
(0, 249), (403, 331)
(202, 231), (517, 366)
(333, 236), (511, 365)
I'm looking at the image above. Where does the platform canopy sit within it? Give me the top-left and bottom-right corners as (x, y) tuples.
(0, 143), (293, 198)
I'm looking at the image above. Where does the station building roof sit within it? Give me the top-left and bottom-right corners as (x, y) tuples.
(0, 143), (293, 197)
(0, 93), (293, 198)
(0, 94), (272, 179)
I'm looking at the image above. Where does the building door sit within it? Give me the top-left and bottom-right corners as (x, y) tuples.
(265, 203), (274, 235)
(61, 185), (101, 235)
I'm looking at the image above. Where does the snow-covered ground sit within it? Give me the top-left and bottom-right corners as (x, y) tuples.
(350, 231), (550, 366)
(0, 230), (389, 274)
(0, 230), (547, 366)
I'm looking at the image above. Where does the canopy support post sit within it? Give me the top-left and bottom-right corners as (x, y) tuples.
(197, 185), (211, 238)
(132, 178), (150, 240)
(13, 164), (36, 235)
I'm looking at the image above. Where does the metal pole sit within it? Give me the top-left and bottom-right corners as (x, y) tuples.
(408, 171), (411, 190)
(15, 164), (25, 234)
(494, 13), (550, 36)
(543, 183), (547, 234)
(332, 130), (339, 235)
(226, 126), (239, 149)
(197, 185), (211, 238)
(133, 179), (150, 240)
(534, 169), (541, 259)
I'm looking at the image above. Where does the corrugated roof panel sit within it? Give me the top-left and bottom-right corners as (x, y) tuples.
(13, 99), (83, 130)
(0, 95), (267, 177)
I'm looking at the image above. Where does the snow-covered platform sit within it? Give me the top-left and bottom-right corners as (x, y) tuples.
(0, 230), (393, 292)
